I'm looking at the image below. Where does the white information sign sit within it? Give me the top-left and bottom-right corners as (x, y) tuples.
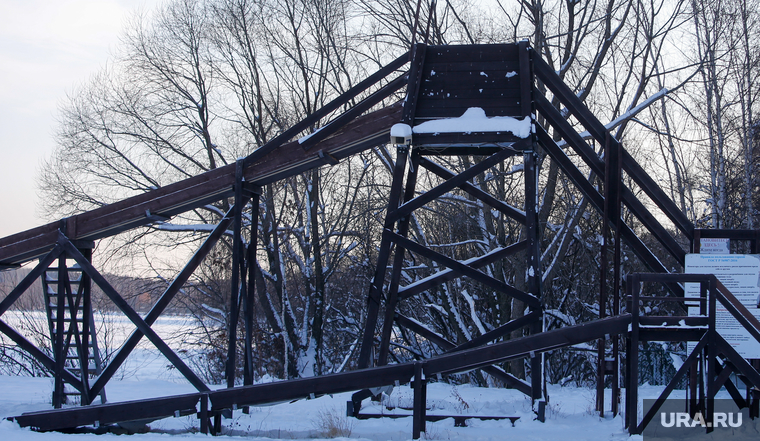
(685, 254), (760, 357)
(700, 238), (730, 254)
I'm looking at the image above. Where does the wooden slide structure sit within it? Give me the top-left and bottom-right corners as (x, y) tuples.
(2, 43), (760, 437)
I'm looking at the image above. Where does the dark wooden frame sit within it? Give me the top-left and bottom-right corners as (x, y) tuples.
(624, 273), (760, 434)
(3, 41), (760, 439)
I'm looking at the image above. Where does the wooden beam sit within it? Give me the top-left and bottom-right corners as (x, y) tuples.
(62, 237), (211, 393)
(531, 51), (693, 239)
(395, 313), (532, 395)
(13, 393), (201, 431)
(0, 103), (402, 266)
(12, 313), (633, 432)
(425, 314), (631, 376)
(386, 230), (540, 308)
(0, 318), (85, 392)
(535, 124), (675, 278)
(0, 244), (63, 317)
(388, 143), (526, 222)
(89, 203), (238, 398)
(210, 363), (416, 410)
(241, 51), (408, 165)
(534, 92), (686, 265)
(299, 74), (407, 150)
(397, 241), (528, 301)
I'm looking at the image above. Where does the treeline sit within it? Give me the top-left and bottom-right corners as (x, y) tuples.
(0, 266), (166, 313)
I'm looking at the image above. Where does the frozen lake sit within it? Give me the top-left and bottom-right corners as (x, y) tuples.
(2, 310), (198, 382)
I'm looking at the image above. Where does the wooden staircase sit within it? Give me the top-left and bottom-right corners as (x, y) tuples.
(42, 253), (106, 406)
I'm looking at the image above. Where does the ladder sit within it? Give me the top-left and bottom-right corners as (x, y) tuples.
(42, 255), (106, 407)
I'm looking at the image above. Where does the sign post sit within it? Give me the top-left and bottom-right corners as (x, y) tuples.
(699, 238), (730, 254)
(685, 254), (760, 357)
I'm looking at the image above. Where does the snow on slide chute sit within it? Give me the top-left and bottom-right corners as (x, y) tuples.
(412, 107), (532, 138)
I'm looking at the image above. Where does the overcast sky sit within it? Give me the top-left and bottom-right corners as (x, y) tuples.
(0, 0), (159, 238)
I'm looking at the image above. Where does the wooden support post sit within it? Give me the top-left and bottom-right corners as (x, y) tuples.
(77, 246), (93, 405)
(524, 151), (543, 401)
(244, 188), (260, 387)
(521, 51), (541, 403)
(624, 334), (632, 429)
(200, 393), (210, 435)
(363, 43), (426, 369)
(705, 277), (717, 433)
(358, 146), (410, 369)
(377, 150), (420, 366)
(226, 160), (251, 389)
(689, 359), (698, 416)
(213, 413), (222, 436)
(598, 130), (623, 416)
(596, 313), (607, 412)
(693, 229), (702, 253)
(597, 136), (610, 415)
(412, 362), (427, 439)
(699, 282), (707, 416)
(611, 132), (623, 416)
(698, 349), (706, 417)
(518, 40), (533, 119)
(706, 340), (715, 433)
(627, 274), (640, 432)
(53, 251), (67, 408)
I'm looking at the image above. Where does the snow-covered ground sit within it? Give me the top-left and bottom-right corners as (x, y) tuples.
(0, 312), (670, 439)
(0, 362), (670, 441)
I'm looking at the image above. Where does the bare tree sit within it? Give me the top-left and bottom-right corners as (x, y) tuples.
(36, 0), (759, 389)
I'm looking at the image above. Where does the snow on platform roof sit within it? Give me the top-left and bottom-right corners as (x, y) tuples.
(413, 107), (532, 138)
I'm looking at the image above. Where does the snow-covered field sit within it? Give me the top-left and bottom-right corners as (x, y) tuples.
(0, 312), (663, 439)
(0, 362), (665, 441)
